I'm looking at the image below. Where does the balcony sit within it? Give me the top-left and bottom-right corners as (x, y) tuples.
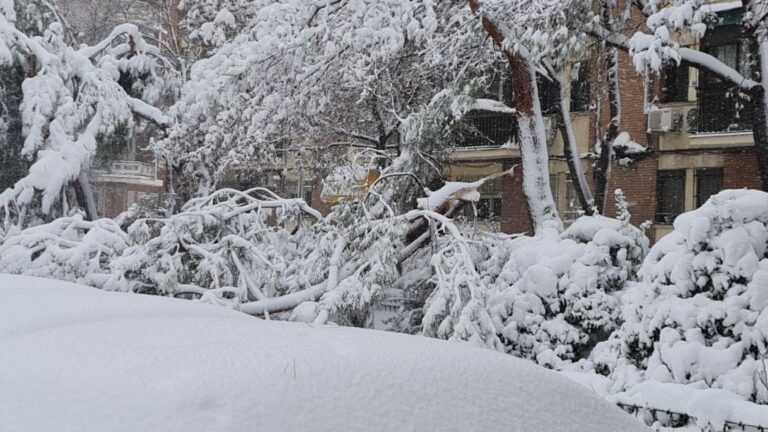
(461, 113), (518, 149)
(697, 87), (753, 134)
(91, 160), (162, 187)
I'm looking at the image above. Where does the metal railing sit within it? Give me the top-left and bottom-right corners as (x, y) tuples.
(93, 160), (156, 179)
(617, 402), (768, 432)
(697, 87), (753, 134)
(462, 114), (518, 148)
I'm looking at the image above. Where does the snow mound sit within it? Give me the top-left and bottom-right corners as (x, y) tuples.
(611, 381), (768, 431)
(0, 274), (648, 432)
(485, 204), (649, 367)
(592, 190), (768, 410)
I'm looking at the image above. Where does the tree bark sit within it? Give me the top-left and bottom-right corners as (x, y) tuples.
(745, 3), (768, 191)
(594, 46), (620, 212)
(468, 0), (562, 232)
(78, 170), (99, 221)
(550, 72), (594, 214)
(753, 59), (768, 192)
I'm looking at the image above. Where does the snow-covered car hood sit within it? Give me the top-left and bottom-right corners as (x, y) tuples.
(0, 274), (648, 432)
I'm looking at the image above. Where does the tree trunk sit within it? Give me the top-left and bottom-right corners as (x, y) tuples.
(594, 47), (621, 212)
(749, 86), (768, 191)
(551, 72), (594, 214)
(78, 170), (99, 221)
(594, 1), (622, 213)
(468, 0), (562, 232)
(513, 59), (562, 231)
(747, 14), (768, 191)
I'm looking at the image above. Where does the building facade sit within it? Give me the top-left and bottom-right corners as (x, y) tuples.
(447, 0), (761, 242)
(92, 159), (165, 218)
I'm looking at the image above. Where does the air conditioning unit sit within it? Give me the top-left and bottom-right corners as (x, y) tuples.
(647, 108), (681, 133)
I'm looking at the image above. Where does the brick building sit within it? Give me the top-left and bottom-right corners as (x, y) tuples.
(92, 159), (166, 218)
(447, 0), (762, 242)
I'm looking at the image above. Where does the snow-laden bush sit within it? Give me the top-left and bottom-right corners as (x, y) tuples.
(483, 191), (649, 367)
(592, 189), (768, 404)
(413, 191), (648, 360)
(0, 215), (128, 287)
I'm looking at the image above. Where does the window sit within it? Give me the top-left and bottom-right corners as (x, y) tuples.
(564, 176), (581, 222)
(474, 197), (503, 220)
(284, 180), (299, 198)
(537, 74), (559, 114)
(695, 168), (723, 208)
(661, 61), (690, 103)
(461, 68), (517, 148)
(463, 114), (517, 147)
(461, 176), (502, 220)
(550, 175), (559, 206)
(709, 44), (748, 77)
(656, 170), (686, 224)
(483, 68), (514, 106)
(303, 184), (314, 206)
(698, 27), (753, 133)
(570, 63), (592, 112)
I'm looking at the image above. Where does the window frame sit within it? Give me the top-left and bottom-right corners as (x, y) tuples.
(661, 61), (691, 103)
(569, 62), (593, 112)
(656, 169), (686, 224)
(694, 167), (724, 208)
(697, 26), (754, 133)
(459, 175), (503, 221)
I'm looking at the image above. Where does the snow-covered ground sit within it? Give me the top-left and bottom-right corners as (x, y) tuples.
(0, 274), (648, 432)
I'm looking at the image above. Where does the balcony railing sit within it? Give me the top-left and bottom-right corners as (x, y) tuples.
(462, 113), (518, 148)
(92, 160), (156, 179)
(697, 86), (753, 134)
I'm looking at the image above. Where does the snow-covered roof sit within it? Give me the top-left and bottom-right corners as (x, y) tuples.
(0, 274), (649, 432)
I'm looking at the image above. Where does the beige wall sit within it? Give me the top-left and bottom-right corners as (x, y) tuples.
(657, 100), (755, 151)
(550, 112), (593, 156)
(445, 162), (505, 179)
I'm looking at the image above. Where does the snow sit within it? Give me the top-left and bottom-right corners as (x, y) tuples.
(613, 132), (647, 155)
(588, 190), (768, 428)
(0, 216), (128, 288)
(610, 382), (768, 431)
(213, 8), (236, 27)
(0, 274), (649, 432)
(0, 15), (166, 224)
(517, 113), (562, 232)
(321, 165), (371, 200)
(466, 98), (516, 114)
(417, 180), (481, 210)
(483, 198), (649, 366)
(699, 1), (743, 14)
(416, 169), (516, 211)
(564, 215), (623, 243)
(560, 370), (614, 398)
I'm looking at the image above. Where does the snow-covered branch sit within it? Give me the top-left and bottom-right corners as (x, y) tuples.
(0, 6), (168, 227)
(587, 18), (758, 91)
